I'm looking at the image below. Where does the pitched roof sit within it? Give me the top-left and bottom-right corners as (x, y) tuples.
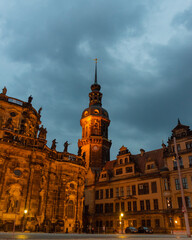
(132, 148), (164, 173)
(102, 148), (164, 174)
(104, 159), (116, 170)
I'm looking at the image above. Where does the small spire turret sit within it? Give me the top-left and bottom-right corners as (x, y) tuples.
(89, 59), (102, 106)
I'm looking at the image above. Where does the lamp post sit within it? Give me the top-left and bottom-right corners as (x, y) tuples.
(173, 137), (191, 237)
(22, 209), (28, 232)
(119, 213), (124, 233)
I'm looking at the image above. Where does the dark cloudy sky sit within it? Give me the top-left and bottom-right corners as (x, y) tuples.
(1, 0), (192, 160)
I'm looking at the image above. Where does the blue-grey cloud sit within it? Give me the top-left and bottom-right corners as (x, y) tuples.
(0, 0), (192, 159)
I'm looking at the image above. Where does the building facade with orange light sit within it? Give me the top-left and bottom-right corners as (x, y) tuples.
(79, 64), (192, 233)
(0, 88), (86, 232)
(1, 64), (192, 234)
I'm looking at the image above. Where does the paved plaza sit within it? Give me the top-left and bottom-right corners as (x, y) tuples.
(0, 233), (191, 240)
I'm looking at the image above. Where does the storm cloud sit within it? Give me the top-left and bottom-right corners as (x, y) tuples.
(0, 0), (192, 159)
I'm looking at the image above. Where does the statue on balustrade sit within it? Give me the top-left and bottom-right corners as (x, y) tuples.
(64, 141), (70, 152)
(38, 107), (42, 116)
(51, 139), (57, 150)
(2, 86), (7, 95)
(38, 125), (47, 140)
(28, 95), (33, 104)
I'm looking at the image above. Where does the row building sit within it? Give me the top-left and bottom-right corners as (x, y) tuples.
(80, 63), (192, 233)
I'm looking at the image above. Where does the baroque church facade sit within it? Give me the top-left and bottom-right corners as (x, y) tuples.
(0, 88), (86, 232)
(0, 62), (192, 233)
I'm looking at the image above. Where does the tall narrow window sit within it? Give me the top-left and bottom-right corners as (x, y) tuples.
(100, 189), (103, 199)
(140, 200), (144, 211)
(95, 190), (99, 200)
(115, 203), (120, 212)
(151, 182), (157, 193)
(116, 188), (119, 197)
(189, 156), (192, 167)
(164, 178), (170, 191)
(133, 201), (137, 211)
(146, 200), (150, 210)
(105, 189), (109, 199)
(128, 201), (131, 211)
(147, 219), (151, 227)
(120, 187), (124, 196)
(121, 202), (124, 212)
(154, 199), (159, 210)
(110, 188), (113, 198)
(126, 186), (131, 196)
(132, 185), (136, 195)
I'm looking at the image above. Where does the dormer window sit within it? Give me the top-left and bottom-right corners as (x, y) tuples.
(146, 164), (155, 170)
(172, 144), (181, 152)
(186, 142), (192, 149)
(116, 168), (123, 175)
(126, 166), (133, 173)
(101, 173), (106, 178)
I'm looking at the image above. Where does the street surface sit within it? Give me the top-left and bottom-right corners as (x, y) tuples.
(0, 233), (191, 240)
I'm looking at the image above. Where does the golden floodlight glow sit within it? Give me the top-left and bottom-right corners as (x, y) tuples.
(121, 213), (124, 217)
(175, 220), (178, 224)
(24, 209), (28, 214)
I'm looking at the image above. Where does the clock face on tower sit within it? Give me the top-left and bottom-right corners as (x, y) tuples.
(92, 145), (99, 152)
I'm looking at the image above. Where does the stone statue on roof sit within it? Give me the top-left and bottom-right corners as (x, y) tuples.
(2, 86), (7, 95)
(38, 107), (42, 115)
(28, 95), (33, 104)
(64, 141), (70, 152)
(51, 139), (57, 150)
(38, 125), (47, 139)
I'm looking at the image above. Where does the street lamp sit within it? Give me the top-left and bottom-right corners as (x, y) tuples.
(119, 213), (124, 233)
(173, 137), (191, 238)
(22, 209), (28, 232)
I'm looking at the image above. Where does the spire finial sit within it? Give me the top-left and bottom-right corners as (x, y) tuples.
(94, 58), (98, 84)
(178, 118), (181, 125)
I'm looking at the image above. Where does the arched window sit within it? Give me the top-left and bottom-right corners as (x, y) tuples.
(67, 200), (74, 218)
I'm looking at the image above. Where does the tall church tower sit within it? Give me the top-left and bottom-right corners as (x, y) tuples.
(78, 60), (111, 170)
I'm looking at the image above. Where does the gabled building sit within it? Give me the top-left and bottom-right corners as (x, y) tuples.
(81, 63), (192, 233)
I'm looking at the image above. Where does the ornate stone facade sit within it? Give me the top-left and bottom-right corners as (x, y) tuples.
(80, 67), (192, 233)
(0, 88), (86, 232)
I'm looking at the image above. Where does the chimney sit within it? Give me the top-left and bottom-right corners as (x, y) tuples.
(140, 149), (145, 156)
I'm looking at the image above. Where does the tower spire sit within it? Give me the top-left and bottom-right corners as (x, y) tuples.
(94, 58), (97, 84)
